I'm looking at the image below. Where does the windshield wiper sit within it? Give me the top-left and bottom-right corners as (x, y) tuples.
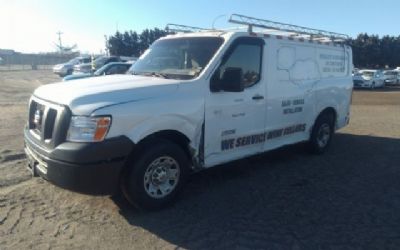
(133, 71), (170, 79)
(151, 72), (170, 79)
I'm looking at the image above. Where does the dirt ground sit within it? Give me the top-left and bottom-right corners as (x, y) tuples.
(1, 70), (400, 250)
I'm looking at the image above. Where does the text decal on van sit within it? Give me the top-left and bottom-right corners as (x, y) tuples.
(221, 124), (306, 151)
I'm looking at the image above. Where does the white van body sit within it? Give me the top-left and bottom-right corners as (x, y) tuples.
(25, 30), (353, 208)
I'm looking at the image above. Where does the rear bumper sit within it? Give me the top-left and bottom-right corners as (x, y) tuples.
(24, 130), (133, 195)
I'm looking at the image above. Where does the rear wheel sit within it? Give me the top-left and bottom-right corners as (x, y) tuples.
(122, 139), (189, 210)
(309, 112), (335, 154)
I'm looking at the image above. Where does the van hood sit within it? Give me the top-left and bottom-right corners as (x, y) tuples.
(33, 75), (180, 115)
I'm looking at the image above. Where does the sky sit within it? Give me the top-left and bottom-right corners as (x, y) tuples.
(1, 0), (399, 53)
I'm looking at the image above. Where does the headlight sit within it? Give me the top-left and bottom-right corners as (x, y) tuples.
(67, 116), (111, 142)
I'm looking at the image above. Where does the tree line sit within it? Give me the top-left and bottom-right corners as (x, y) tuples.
(106, 28), (400, 69)
(350, 33), (400, 68)
(105, 28), (168, 58)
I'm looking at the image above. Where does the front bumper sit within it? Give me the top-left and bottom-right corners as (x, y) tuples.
(353, 81), (372, 88)
(24, 129), (134, 195)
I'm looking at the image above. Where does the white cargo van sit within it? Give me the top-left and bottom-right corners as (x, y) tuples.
(24, 14), (353, 209)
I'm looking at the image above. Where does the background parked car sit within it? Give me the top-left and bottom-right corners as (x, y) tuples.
(383, 70), (399, 86)
(120, 56), (138, 62)
(393, 69), (400, 86)
(73, 56), (123, 74)
(63, 62), (132, 81)
(353, 69), (385, 89)
(398, 73), (400, 85)
(53, 56), (91, 77)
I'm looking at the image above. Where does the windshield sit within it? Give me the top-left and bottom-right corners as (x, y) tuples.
(131, 37), (224, 80)
(67, 58), (79, 65)
(361, 71), (374, 77)
(384, 71), (396, 75)
(94, 56), (109, 65)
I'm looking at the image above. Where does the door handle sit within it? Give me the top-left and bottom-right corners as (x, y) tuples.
(252, 94), (264, 100)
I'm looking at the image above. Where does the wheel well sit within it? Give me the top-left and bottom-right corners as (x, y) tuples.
(120, 130), (193, 184)
(317, 107), (337, 126)
(138, 130), (192, 159)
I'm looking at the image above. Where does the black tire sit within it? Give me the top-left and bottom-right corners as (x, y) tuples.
(309, 112), (335, 154)
(122, 139), (189, 210)
(66, 69), (73, 75)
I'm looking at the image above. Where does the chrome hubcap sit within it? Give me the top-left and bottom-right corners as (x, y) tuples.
(317, 123), (331, 148)
(144, 156), (180, 198)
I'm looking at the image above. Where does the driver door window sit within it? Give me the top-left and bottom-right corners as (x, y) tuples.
(215, 40), (263, 88)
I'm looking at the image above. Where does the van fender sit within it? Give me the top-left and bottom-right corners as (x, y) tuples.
(125, 115), (204, 164)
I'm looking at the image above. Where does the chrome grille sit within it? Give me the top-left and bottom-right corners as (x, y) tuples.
(28, 97), (69, 147)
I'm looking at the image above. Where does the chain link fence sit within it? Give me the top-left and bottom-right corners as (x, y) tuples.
(0, 53), (78, 71)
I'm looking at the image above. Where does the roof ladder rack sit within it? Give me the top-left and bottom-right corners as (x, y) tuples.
(228, 14), (349, 43)
(165, 24), (212, 33)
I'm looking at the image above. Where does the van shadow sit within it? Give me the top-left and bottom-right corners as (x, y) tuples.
(112, 133), (400, 249)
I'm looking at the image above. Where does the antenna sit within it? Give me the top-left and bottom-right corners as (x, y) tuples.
(212, 14), (227, 29)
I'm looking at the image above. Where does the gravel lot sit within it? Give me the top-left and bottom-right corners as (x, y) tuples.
(1, 70), (400, 249)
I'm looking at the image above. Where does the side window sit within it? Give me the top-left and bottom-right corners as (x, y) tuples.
(106, 65), (118, 74)
(216, 41), (262, 88)
(115, 65), (129, 74)
(106, 65), (129, 75)
(121, 65), (130, 73)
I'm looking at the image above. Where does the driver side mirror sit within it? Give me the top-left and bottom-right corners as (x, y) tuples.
(210, 67), (244, 92)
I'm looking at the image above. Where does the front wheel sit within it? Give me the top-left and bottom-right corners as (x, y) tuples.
(122, 139), (189, 210)
(309, 113), (334, 154)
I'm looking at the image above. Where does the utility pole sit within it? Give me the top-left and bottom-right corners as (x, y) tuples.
(104, 35), (109, 56)
(56, 31), (63, 51)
